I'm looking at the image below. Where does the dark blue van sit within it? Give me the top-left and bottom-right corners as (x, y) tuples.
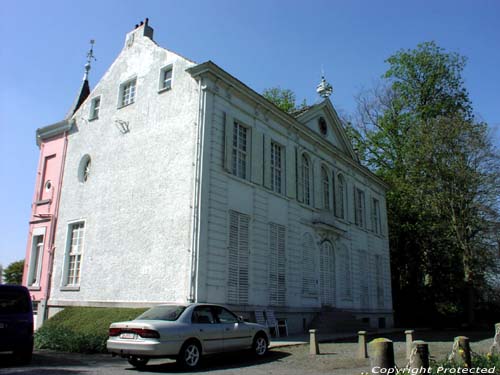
(0, 285), (34, 363)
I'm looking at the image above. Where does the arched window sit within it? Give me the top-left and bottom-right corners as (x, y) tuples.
(337, 174), (345, 219)
(301, 154), (311, 205)
(321, 166), (330, 210)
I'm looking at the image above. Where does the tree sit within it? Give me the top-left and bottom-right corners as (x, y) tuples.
(349, 42), (500, 326)
(262, 87), (306, 114)
(3, 260), (24, 285)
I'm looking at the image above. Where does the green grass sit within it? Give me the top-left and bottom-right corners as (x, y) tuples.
(35, 307), (147, 353)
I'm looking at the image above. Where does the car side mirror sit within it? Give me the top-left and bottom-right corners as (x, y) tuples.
(237, 316), (244, 323)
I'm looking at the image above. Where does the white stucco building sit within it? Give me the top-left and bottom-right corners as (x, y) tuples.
(35, 20), (393, 332)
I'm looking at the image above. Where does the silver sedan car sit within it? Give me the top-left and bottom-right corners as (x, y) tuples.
(107, 303), (270, 369)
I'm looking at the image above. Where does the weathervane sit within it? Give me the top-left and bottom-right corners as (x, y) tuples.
(316, 67), (333, 99)
(83, 39), (96, 81)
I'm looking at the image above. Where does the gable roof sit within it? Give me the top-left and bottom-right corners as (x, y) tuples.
(294, 100), (359, 161)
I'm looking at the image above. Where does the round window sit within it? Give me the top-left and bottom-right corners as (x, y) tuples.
(318, 117), (327, 136)
(78, 155), (92, 183)
(45, 180), (52, 191)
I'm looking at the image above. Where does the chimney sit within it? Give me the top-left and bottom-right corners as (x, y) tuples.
(124, 18), (154, 47)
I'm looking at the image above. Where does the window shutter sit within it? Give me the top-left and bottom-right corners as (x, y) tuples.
(263, 134), (272, 189)
(269, 223), (286, 306)
(285, 145), (296, 199)
(302, 233), (316, 295)
(223, 112), (234, 173)
(228, 210), (249, 305)
(251, 128), (263, 185)
(296, 149), (304, 203)
(313, 160), (322, 209)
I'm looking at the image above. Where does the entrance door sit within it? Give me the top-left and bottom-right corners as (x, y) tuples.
(320, 241), (335, 306)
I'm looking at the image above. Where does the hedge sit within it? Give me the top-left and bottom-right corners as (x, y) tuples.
(35, 307), (147, 353)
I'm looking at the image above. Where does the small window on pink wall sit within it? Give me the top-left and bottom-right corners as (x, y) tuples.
(40, 155), (56, 201)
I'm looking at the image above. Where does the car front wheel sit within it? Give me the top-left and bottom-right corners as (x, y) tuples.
(128, 356), (149, 369)
(178, 340), (202, 369)
(253, 333), (268, 357)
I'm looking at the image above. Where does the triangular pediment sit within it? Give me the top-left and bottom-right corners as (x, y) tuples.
(294, 99), (357, 160)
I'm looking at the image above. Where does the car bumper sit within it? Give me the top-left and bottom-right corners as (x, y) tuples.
(107, 338), (183, 358)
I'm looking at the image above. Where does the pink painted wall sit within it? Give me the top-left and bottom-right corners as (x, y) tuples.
(22, 133), (68, 305)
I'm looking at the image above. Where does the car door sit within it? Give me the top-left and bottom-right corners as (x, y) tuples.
(213, 306), (252, 351)
(191, 306), (224, 354)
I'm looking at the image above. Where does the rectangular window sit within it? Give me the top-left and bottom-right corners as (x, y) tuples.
(27, 235), (44, 286)
(228, 211), (249, 305)
(354, 188), (365, 227)
(269, 223), (286, 306)
(159, 65), (173, 91)
(89, 96), (100, 120)
(65, 222), (85, 286)
(119, 78), (136, 107)
(231, 122), (248, 179)
(270, 142), (283, 194)
(372, 198), (381, 234)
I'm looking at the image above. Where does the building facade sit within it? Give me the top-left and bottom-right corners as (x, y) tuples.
(25, 20), (393, 332)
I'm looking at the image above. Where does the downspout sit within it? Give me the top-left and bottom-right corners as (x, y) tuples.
(189, 79), (206, 302)
(41, 124), (69, 323)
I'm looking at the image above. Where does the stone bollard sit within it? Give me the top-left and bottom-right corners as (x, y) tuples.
(358, 331), (368, 358)
(309, 329), (320, 355)
(452, 336), (472, 368)
(489, 323), (500, 354)
(369, 338), (395, 375)
(410, 340), (430, 370)
(405, 329), (414, 360)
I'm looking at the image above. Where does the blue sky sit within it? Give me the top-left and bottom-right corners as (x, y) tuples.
(1, 0), (499, 268)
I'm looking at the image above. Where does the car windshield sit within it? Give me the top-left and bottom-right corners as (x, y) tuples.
(0, 289), (31, 314)
(135, 305), (186, 321)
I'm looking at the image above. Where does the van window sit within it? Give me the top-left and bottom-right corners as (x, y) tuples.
(0, 290), (31, 314)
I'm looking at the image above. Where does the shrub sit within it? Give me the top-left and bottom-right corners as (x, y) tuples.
(35, 307), (147, 353)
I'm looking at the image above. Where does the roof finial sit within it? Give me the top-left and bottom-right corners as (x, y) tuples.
(83, 39), (96, 81)
(316, 67), (333, 99)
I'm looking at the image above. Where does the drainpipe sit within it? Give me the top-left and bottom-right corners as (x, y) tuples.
(188, 79), (207, 303)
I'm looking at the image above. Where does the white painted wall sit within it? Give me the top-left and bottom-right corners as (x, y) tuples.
(49, 25), (199, 307)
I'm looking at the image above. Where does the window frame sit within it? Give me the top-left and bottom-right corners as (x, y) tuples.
(372, 198), (382, 234)
(27, 228), (46, 287)
(231, 121), (249, 180)
(270, 141), (284, 194)
(158, 64), (173, 92)
(118, 77), (137, 108)
(89, 96), (101, 120)
(61, 220), (86, 289)
(354, 187), (366, 228)
(301, 153), (312, 205)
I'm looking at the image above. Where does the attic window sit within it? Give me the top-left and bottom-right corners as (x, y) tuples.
(119, 78), (137, 108)
(159, 65), (173, 92)
(318, 117), (327, 136)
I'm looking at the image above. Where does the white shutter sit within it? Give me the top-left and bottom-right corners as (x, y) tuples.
(224, 112), (234, 173)
(263, 134), (272, 189)
(286, 145), (296, 199)
(302, 233), (316, 295)
(320, 242), (335, 306)
(375, 254), (384, 307)
(251, 128), (263, 185)
(359, 250), (369, 308)
(228, 210), (250, 305)
(269, 223), (286, 306)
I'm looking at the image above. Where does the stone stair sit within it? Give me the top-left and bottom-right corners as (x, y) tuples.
(309, 308), (370, 333)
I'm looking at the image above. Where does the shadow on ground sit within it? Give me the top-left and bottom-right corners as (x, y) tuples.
(125, 350), (291, 373)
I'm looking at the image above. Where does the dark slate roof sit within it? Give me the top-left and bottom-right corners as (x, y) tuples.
(290, 105), (314, 118)
(65, 79), (90, 119)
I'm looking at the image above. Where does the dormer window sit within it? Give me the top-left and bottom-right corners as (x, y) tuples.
(159, 65), (173, 91)
(119, 78), (137, 107)
(89, 96), (100, 120)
